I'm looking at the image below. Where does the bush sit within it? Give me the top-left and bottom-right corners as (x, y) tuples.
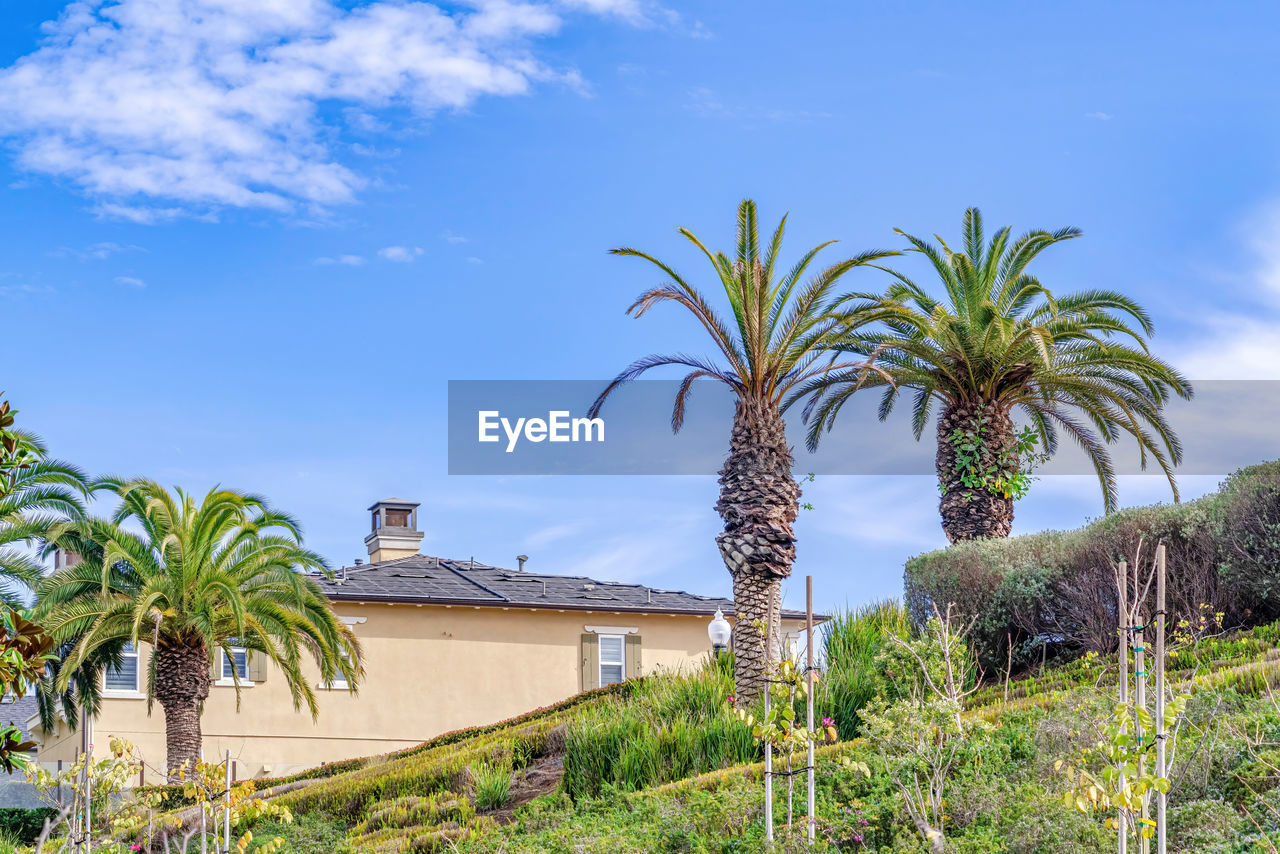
(0, 808), (57, 846)
(817, 600), (912, 738)
(904, 460), (1280, 670)
(562, 657), (758, 799)
(470, 762), (513, 811)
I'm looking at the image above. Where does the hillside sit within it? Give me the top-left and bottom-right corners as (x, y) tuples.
(220, 620), (1280, 854)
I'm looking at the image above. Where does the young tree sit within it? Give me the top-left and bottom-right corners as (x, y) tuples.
(590, 200), (896, 701)
(35, 480), (363, 778)
(860, 604), (985, 853)
(796, 209), (1191, 543)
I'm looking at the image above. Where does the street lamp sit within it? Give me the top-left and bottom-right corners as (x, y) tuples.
(708, 608), (732, 656)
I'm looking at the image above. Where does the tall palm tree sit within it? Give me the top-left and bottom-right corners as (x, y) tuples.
(589, 200), (896, 700)
(35, 480), (362, 778)
(796, 208), (1192, 543)
(0, 400), (91, 602)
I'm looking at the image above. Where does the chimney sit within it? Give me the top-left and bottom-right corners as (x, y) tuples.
(364, 499), (424, 563)
(52, 548), (83, 571)
(516, 554), (528, 572)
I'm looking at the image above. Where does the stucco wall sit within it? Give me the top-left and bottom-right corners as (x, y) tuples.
(33, 604), (783, 780)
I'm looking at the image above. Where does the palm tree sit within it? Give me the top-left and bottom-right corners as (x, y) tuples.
(35, 480), (362, 778)
(0, 394), (91, 603)
(796, 208), (1192, 543)
(589, 200), (896, 700)
(0, 436), (90, 604)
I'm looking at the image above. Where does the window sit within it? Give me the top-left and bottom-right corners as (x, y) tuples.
(105, 642), (139, 692)
(599, 634), (625, 687)
(222, 647), (249, 682)
(324, 651), (352, 690)
(385, 508), (411, 527)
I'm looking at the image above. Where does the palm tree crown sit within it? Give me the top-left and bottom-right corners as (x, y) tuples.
(0, 430), (90, 604)
(36, 480), (361, 776)
(590, 200), (896, 699)
(797, 208), (1192, 540)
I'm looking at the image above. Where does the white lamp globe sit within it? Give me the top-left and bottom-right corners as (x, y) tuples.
(708, 608), (732, 652)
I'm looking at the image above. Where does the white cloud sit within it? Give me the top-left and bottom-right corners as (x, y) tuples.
(378, 245), (424, 262)
(315, 254), (365, 266)
(1085, 111), (1113, 120)
(0, 0), (641, 220)
(441, 229), (468, 244)
(53, 241), (145, 261)
(466, 256), (484, 264)
(1175, 205), (1280, 379)
(686, 86), (831, 123)
(114, 275), (146, 287)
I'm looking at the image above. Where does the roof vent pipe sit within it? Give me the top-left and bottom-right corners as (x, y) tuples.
(516, 554), (529, 572)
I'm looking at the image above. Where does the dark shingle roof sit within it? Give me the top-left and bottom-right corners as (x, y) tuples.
(313, 554), (815, 620)
(0, 695), (38, 746)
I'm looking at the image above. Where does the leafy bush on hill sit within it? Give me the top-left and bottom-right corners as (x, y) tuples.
(905, 460), (1280, 671)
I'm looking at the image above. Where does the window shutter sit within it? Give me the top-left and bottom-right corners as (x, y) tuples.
(625, 635), (642, 680)
(580, 633), (599, 691)
(247, 651), (268, 683)
(211, 654), (221, 682)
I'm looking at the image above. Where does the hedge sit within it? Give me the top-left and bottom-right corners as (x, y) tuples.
(0, 807), (58, 845)
(904, 459), (1280, 672)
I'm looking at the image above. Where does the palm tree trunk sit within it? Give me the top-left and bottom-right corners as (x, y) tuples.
(716, 397), (799, 703)
(936, 399), (1016, 543)
(153, 640), (211, 780)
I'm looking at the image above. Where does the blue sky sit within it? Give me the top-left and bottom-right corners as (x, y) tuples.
(3, 1), (1279, 614)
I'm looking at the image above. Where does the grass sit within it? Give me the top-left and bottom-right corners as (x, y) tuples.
(190, 615), (1280, 853)
(561, 653), (757, 798)
(470, 762), (513, 811)
(815, 599), (911, 738)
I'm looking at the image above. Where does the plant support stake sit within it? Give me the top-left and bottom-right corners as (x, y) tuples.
(1155, 545), (1167, 854)
(225, 750), (232, 854)
(1117, 559), (1129, 854)
(806, 575), (815, 844)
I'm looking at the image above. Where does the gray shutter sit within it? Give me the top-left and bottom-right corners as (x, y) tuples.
(580, 633), (599, 691)
(248, 651), (268, 683)
(211, 652), (221, 683)
(625, 635), (642, 680)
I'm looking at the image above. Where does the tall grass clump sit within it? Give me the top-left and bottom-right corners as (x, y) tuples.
(470, 762), (513, 811)
(818, 599), (912, 738)
(562, 656), (757, 798)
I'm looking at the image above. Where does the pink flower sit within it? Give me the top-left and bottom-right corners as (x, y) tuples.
(822, 716), (834, 727)
(727, 695), (736, 705)
(130, 845), (143, 851)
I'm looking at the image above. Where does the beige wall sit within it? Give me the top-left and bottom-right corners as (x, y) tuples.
(33, 604), (790, 780)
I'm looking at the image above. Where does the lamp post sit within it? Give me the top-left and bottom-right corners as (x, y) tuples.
(708, 608), (732, 656)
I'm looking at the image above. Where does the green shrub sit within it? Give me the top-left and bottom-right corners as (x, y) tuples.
(0, 808), (56, 846)
(562, 659), (758, 798)
(1168, 799), (1243, 851)
(817, 600), (912, 738)
(904, 460), (1280, 670)
(471, 762), (513, 811)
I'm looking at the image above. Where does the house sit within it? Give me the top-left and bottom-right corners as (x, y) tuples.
(30, 500), (816, 780)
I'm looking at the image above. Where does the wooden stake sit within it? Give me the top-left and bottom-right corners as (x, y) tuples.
(224, 750), (232, 854)
(806, 575), (815, 844)
(1134, 551), (1149, 854)
(765, 594), (774, 844)
(1155, 545), (1167, 854)
(1117, 560), (1129, 854)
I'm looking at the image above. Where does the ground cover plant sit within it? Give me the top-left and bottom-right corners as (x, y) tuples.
(39, 604), (1280, 853)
